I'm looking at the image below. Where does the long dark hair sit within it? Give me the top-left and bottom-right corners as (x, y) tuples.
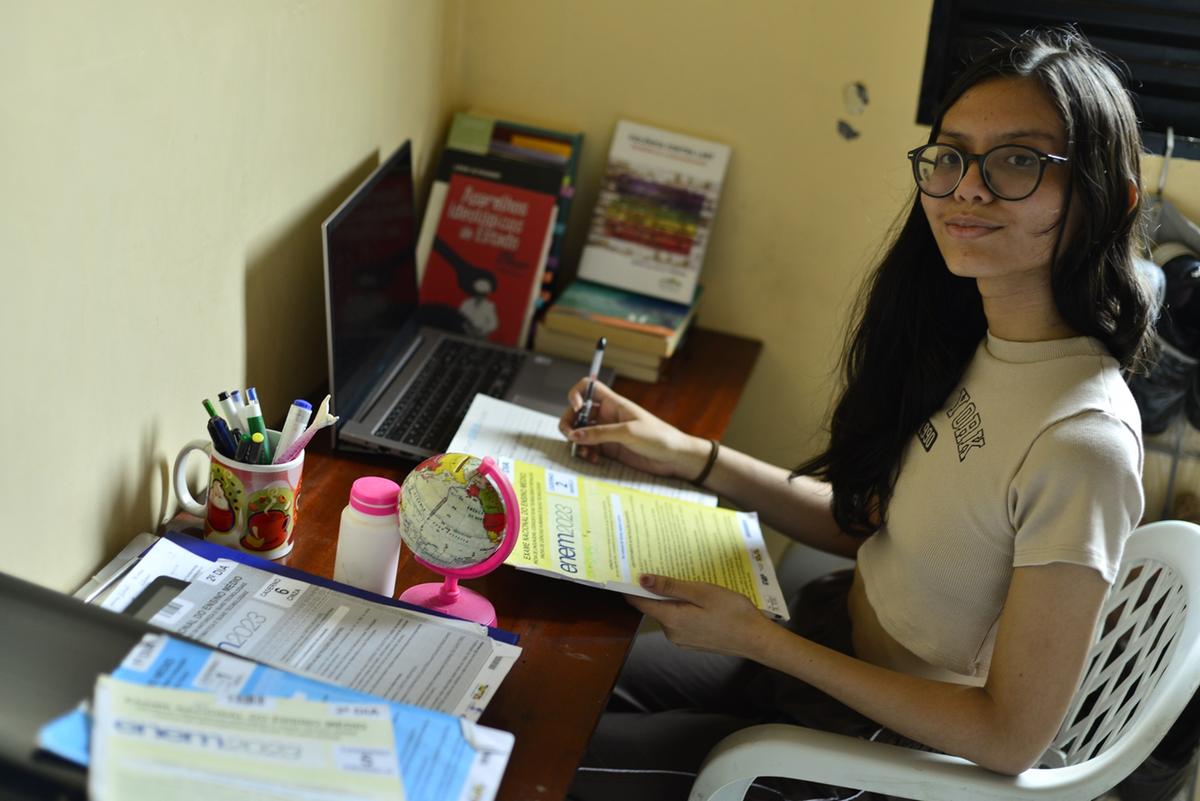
(794, 28), (1154, 537)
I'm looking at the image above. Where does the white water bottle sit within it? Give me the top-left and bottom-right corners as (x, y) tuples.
(333, 476), (402, 596)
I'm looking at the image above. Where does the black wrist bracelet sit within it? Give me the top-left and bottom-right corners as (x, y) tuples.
(691, 439), (720, 487)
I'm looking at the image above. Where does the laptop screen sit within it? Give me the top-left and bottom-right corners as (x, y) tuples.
(322, 142), (420, 421)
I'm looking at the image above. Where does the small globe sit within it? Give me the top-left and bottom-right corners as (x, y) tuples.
(399, 453), (508, 570)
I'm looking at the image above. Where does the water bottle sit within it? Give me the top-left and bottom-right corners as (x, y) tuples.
(333, 476), (402, 596)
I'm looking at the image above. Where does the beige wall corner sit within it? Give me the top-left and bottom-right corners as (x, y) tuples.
(1, 1), (461, 590)
(456, 0), (934, 469)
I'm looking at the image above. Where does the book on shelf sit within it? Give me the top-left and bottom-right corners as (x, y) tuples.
(533, 324), (664, 383)
(417, 110), (583, 310)
(576, 119), (730, 305)
(417, 163), (559, 348)
(541, 278), (701, 357)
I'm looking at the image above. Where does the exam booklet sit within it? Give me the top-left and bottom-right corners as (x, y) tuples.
(40, 634), (513, 801)
(447, 395), (787, 620)
(498, 458), (788, 620)
(89, 676), (406, 801)
(98, 538), (521, 719)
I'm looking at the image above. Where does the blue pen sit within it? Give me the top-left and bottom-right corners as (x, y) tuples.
(230, 389), (246, 428)
(202, 399), (238, 458)
(272, 399), (313, 464)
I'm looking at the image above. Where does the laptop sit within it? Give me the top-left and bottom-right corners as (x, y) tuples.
(322, 141), (612, 460)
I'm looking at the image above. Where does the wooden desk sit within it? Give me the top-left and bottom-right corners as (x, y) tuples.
(276, 327), (761, 801)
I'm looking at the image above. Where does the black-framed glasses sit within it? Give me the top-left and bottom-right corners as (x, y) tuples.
(906, 143), (1070, 201)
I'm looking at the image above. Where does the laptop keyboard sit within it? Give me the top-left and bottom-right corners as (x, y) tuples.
(374, 339), (524, 451)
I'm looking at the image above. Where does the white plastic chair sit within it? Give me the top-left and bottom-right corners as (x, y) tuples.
(690, 520), (1200, 801)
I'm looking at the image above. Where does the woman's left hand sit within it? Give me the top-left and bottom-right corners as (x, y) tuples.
(627, 574), (778, 660)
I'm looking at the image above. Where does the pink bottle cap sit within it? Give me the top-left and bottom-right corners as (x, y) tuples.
(349, 476), (400, 516)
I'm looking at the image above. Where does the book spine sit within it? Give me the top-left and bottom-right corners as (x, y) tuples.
(533, 336), (662, 382)
(544, 306), (676, 339)
(534, 325), (663, 368)
(540, 313), (674, 357)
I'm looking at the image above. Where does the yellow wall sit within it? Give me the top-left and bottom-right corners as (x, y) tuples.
(5, 0), (1200, 591)
(458, 0), (935, 470)
(458, 0), (1200, 537)
(1, 1), (461, 590)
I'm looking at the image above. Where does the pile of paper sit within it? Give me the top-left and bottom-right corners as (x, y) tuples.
(93, 535), (521, 719)
(41, 633), (514, 801)
(46, 535), (520, 801)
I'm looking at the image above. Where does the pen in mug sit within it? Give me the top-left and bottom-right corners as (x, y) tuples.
(216, 391), (244, 438)
(275, 394), (339, 464)
(235, 431), (265, 464)
(230, 389), (247, 430)
(272, 399), (313, 464)
(236, 389), (252, 430)
(202, 399), (238, 458)
(242, 387), (272, 464)
(571, 337), (607, 459)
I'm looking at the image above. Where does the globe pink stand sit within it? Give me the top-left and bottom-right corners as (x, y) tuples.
(398, 457), (520, 626)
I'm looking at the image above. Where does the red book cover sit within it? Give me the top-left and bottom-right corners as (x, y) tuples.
(419, 172), (557, 347)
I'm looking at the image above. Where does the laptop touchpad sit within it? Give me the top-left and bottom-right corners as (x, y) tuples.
(508, 393), (565, 417)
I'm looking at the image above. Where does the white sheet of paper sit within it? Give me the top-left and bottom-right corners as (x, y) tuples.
(448, 394), (717, 506)
(99, 537), (213, 612)
(146, 559), (520, 720)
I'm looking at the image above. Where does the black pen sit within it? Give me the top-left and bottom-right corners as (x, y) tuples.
(571, 337), (607, 458)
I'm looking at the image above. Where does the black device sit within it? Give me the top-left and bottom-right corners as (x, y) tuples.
(0, 571), (162, 798)
(321, 141), (612, 461)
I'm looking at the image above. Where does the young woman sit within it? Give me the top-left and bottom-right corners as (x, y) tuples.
(563, 28), (1154, 801)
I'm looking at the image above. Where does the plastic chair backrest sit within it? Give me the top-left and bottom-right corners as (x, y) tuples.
(1039, 521), (1194, 768)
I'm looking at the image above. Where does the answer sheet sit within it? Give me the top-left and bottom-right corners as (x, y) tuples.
(89, 676), (405, 801)
(448, 394), (718, 506)
(41, 634), (512, 801)
(144, 557), (519, 719)
(501, 459), (788, 620)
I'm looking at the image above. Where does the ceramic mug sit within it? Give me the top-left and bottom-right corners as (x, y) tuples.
(172, 430), (304, 560)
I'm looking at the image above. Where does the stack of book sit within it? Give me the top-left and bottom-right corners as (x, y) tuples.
(537, 119), (730, 382)
(416, 111), (583, 348)
(535, 279), (700, 382)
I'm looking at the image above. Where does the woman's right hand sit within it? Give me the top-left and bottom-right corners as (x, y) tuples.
(557, 379), (711, 481)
